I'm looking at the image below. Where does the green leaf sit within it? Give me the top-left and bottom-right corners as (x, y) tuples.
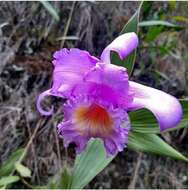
(130, 99), (188, 134)
(120, 3), (142, 33)
(40, 1), (60, 22)
(128, 131), (188, 162)
(70, 139), (114, 189)
(47, 168), (72, 189)
(0, 176), (19, 187)
(141, 20), (184, 42)
(0, 148), (24, 177)
(59, 168), (72, 189)
(139, 20), (182, 27)
(111, 2), (143, 76)
(15, 162), (31, 178)
(172, 16), (188, 23)
(129, 108), (159, 134)
(144, 25), (164, 42)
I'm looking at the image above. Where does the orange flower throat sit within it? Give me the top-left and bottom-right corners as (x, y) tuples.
(73, 104), (113, 137)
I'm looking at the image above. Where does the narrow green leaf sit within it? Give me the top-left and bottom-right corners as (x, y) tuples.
(40, 1), (60, 22)
(139, 20), (184, 29)
(70, 139), (114, 189)
(128, 131), (188, 162)
(0, 176), (19, 187)
(172, 16), (188, 23)
(0, 148), (24, 177)
(120, 3), (142, 33)
(130, 99), (188, 134)
(15, 162), (31, 178)
(111, 2), (143, 75)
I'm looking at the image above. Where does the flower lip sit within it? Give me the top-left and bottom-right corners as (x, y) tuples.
(58, 95), (130, 156)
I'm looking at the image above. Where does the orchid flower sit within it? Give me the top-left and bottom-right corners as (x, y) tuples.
(37, 32), (182, 156)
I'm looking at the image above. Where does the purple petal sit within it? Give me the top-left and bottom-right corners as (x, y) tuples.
(36, 89), (54, 116)
(57, 120), (89, 153)
(74, 137), (89, 154)
(128, 81), (183, 131)
(103, 138), (117, 155)
(73, 63), (133, 108)
(58, 95), (130, 156)
(52, 48), (99, 97)
(100, 32), (139, 64)
(104, 123), (130, 157)
(85, 63), (129, 94)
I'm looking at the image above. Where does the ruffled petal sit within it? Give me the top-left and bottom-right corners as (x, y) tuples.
(84, 63), (129, 94)
(100, 32), (139, 64)
(104, 123), (130, 156)
(73, 82), (133, 108)
(57, 95), (130, 156)
(57, 120), (89, 153)
(73, 63), (133, 108)
(36, 89), (54, 116)
(128, 81), (183, 131)
(103, 138), (117, 155)
(52, 48), (99, 97)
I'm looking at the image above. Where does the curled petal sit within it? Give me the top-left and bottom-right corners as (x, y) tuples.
(37, 89), (54, 116)
(100, 32), (139, 64)
(52, 48), (99, 97)
(128, 81), (183, 131)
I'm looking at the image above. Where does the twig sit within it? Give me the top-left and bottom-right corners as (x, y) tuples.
(60, 1), (76, 48)
(128, 152), (142, 189)
(180, 127), (188, 142)
(25, 112), (40, 185)
(18, 119), (44, 163)
(54, 124), (62, 170)
(20, 176), (33, 189)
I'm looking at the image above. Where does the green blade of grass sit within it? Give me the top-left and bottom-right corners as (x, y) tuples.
(40, 1), (60, 22)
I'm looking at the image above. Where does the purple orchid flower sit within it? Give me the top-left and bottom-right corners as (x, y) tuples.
(37, 32), (182, 156)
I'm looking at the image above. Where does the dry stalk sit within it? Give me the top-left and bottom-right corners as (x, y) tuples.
(60, 1), (76, 48)
(128, 152), (142, 189)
